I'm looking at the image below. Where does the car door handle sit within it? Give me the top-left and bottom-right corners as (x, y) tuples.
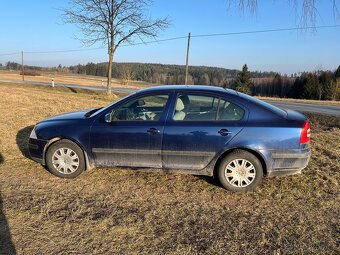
(147, 128), (160, 134)
(218, 129), (232, 136)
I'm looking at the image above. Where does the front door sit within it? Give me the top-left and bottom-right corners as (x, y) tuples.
(162, 93), (246, 170)
(90, 93), (170, 168)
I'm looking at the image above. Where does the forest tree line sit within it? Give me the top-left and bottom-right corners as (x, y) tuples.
(230, 64), (340, 101)
(3, 61), (340, 100)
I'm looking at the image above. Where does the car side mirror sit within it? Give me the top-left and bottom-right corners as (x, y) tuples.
(137, 99), (145, 106)
(104, 112), (112, 123)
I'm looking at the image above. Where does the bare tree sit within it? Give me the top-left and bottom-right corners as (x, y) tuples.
(63, 0), (169, 94)
(119, 65), (134, 85)
(227, 0), (340, 27)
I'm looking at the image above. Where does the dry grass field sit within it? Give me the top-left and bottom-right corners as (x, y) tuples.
(0, 70), (151, 90)
(0, 82), (339, 254)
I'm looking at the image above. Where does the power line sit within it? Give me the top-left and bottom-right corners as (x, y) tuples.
(0, 52), (21, 57)
(0, 24), (339, 55)
(22, 35), (189, 54)
(191, 25), (340, 38)
(25, 47), (105, 54)
(121, 35), (188, 47)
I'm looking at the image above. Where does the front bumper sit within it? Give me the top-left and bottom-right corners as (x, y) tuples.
(266, 145), (311, 177)
(28, 138), (48, 165)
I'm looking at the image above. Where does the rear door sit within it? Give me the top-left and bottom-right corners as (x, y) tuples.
(162, 92), (246, 170)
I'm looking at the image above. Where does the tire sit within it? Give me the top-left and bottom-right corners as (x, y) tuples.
(217, 150), (263, 192)
(46, 140), (85, 178)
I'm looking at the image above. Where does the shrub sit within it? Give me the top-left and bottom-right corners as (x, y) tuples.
(19, 70), (41, 76)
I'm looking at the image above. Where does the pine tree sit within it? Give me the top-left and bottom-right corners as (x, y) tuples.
(334, 65), (340, 100)
(272, 73), (283, 97)
(235, 64), (252, 94)
(319, 71), (335, 100)
(303, 73), (320, 100)
(335, 65), (340, 78)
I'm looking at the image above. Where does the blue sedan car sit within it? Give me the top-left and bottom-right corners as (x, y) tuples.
(29, 85), (311, 192)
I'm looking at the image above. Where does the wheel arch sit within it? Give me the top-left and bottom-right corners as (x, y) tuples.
(43, 137), (92, 171)
(213, 147), (268, 177)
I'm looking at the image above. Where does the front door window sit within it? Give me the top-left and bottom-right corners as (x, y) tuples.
(111, 94), (169, 121)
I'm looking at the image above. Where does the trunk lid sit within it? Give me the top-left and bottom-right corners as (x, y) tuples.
(285, 109), (307, 121)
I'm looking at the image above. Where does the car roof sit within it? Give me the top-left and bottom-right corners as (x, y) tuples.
(137, 85), (238, 96)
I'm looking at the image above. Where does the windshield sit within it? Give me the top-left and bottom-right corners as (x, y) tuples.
(237, 92), (287, 117)
(86, 92), (135, 117)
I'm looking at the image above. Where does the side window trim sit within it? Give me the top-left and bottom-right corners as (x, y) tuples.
(215, 98), (221, 121)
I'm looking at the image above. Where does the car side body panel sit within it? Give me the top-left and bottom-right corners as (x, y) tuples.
(29, 118), (94, 166)
(161, 90), (248, 170)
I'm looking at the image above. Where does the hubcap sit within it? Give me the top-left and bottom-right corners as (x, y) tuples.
(225, 159), (256, 187)
(52, 148), (79, 174)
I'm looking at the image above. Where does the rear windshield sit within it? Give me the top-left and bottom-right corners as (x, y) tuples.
(237, 92), (287, 117)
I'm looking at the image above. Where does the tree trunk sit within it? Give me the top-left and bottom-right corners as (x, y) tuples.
(318, 85), (322, 100)
(107, 50), (113, 95)
(333, 79), (339, 100)
(107, 38), (114, 95)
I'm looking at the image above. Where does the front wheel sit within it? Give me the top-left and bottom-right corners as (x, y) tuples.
(46, 140), (85, 178)
(217, 150), (263, 192)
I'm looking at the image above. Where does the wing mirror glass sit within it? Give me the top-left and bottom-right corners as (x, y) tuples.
(137, 99), (145, 106)
(104, 112), (112, 123)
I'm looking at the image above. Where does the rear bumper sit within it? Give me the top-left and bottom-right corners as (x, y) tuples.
(266, 145), (311, 177)
(28, 138), (48, 165)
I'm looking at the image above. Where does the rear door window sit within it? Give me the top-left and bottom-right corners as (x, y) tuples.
(174, 94), (219, 121)
(173, 93), (245, 121)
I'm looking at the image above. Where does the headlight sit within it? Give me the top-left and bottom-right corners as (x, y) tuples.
(30, 126), (37, 139)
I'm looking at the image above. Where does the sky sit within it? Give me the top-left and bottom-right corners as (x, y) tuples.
(0, 0), (339, 74)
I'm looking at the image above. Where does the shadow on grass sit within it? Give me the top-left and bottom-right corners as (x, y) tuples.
(196, 175), (223, 189)
(0, 153), (17, 254)
(16, 125), (34, 159)
(67, 86), (78, 93)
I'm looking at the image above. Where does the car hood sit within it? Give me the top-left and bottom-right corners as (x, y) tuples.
(40, 109), (93, 122)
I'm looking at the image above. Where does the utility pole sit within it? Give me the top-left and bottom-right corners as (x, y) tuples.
(21, 51), (24, 82)
(184, 32), (191, 85)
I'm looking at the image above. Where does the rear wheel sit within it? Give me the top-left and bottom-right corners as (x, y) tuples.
(217, 150), (263, 192)
(46, 140), (85, 178)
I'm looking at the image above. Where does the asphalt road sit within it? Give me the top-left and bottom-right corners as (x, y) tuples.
(0, 79), (135, 94)
(1, 79), (339, 117)
(264, 100), (340, 117)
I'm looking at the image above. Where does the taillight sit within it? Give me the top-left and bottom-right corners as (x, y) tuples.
(300, 120), (311, 144)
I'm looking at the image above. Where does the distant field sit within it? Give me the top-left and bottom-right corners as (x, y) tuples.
(1, 70), (339, 107)
(0, 82), (339, 254)
(0, 70), (151, 89)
